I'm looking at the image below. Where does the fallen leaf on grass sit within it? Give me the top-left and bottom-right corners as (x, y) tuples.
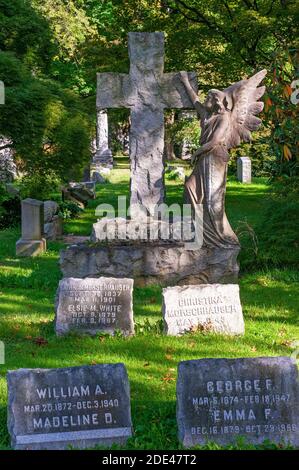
(278, 327), (287, 337)
(162, 373), (176, 382)
(33, 337), (48, 346)
(165, 354), (173, 361)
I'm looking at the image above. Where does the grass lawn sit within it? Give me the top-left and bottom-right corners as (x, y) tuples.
(0, 169), (298, 450)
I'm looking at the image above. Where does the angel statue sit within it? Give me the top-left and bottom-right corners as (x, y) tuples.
(180, 69), (267, 249)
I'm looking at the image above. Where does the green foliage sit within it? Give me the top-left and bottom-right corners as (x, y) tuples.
(18, 171), (61, 201)
(170, 115), (200, 154)
(263, 50), (299, 177)
(58, 201), (83, 220)
(239, 177), (299, 270)
(0, 2), (94, 182)
(0, 184), (20, 229)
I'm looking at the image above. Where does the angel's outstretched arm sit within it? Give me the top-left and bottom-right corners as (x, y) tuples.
(180, 72), (204, 117)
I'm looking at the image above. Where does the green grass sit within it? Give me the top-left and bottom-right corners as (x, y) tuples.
(0, 171), (298, 450)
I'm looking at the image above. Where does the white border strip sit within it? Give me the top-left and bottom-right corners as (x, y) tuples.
(16, 427), (132, 444)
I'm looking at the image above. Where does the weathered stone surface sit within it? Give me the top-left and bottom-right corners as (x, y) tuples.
(16, 239), (46, 257)
(162, 284), (244, 336)
(177, 357), (299, 448)
(16, 199), (46, 257)
(44, 216), (63, 241)
(93, 110), (113, 168)
(55, 277), (134, 336)
(63, 183), (95, 208)
(237, 156), (252, 183)
(97, 32), (197, 218)
(90, 166), (106, 184)
(21, 198), (44, 240)
(7, 363), (133, 450)
(59, 242), (239, 286)
(0, 137), (16, 183)
(44, 201), (59, 223)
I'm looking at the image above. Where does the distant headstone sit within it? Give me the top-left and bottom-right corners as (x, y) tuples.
(7, 363), (133, 450)
(55, 277), (134, 336)
(177, 357), (299, 448)
(162, 284), (244, 336)
(93, 109), (113, 168)
(16, 198), (46, 257)
(237, 156), (251, 183)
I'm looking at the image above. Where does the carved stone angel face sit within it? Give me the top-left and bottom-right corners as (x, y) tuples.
(204, 89), (227, 114)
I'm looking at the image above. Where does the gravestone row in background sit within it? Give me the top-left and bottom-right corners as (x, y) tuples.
(7, 357), (299, 449)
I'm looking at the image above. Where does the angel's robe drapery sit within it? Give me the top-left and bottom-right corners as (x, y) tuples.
(184, 112), (239, 249)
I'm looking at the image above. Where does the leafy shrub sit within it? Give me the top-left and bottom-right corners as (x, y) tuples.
(58, 201), (83, 220)
(0, 184), (21, 229)
(239, 176), (299, 270)
(18, 171), (61, 201)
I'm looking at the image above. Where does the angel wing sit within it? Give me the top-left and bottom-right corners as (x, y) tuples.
(223, 69), (267, 149)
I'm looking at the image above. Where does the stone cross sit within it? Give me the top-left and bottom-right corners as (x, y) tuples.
(97, 32), (197, 218)
(93, 109), (113, 168)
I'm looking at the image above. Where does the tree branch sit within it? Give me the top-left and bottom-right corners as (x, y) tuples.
(266, 0), (276, 15)
(222, 0), (234, 20)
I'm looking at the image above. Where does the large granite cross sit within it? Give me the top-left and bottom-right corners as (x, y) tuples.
(97, 32), (198, 218)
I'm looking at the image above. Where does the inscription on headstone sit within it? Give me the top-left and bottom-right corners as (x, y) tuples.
(7, 364), (133, 450)
(55, 277), (134, 336)
(177, 357), (299, 448)
(237, 156), (251, 183)
(162, 284), (245, 336)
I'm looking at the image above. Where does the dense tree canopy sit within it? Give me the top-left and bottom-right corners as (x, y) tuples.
(0, 0), (298, 181)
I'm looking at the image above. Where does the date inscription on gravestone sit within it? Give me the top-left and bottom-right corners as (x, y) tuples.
(162, 284), (245, 336)
(177, 357), (299, 448)
(55, 277), (134, 336)
(7, 364), (132, 450)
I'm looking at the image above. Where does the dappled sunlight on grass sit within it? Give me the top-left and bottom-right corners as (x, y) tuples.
(0, 176), (298, 449)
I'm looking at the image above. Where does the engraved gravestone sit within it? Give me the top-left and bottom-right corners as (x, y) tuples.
(162, 284), (245, 336)
(177, 357), (299, 448)
(237, 156), (251, 183)
(7, 363), (133, 450)
(55, 277), (134, 336)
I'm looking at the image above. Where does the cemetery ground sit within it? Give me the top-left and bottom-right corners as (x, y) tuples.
(0, 167), (298, 450)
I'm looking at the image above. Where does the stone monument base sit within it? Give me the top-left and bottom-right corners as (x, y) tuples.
(60, 240), (239, 286)
(16, 238), (46, 257)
